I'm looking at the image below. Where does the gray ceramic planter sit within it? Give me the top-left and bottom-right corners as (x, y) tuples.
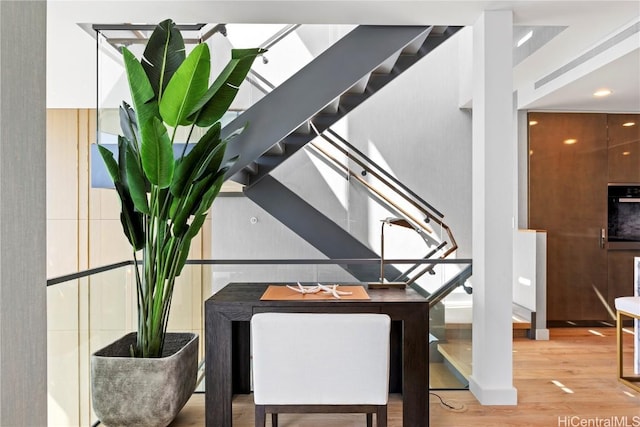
(91, 332), (198, 427)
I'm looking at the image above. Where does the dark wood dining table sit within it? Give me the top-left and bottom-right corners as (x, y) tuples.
(205, 282), (430, 426)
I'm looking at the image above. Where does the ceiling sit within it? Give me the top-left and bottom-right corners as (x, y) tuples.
(47, 0), (640, 112)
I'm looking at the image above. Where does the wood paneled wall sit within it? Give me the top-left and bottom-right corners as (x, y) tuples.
(529, 112), (640, 321)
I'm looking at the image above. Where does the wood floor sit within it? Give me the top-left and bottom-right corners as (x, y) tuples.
(170, 328), (640, 426)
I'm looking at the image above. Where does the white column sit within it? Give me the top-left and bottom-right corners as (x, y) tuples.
(0, 1), (48, 425)
(469, 10), (518, 405)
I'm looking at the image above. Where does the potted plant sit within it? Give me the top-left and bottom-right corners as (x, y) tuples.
(91, 19), (263, 426)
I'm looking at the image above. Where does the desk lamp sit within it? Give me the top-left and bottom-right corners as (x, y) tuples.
(368, 217), (415, 289)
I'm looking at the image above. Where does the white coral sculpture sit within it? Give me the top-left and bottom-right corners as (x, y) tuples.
(286, 282), (353, 299)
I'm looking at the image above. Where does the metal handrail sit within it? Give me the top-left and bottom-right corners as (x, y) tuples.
(425, 264), (473, 308)
(46, 257), (472, 323)
(259, 24), (301, 50)
(310, 140), (435, 235)
(46, 260), (134, 286)
(246, 70), (276, 95)
(324, 128), (444, 219)
(46, 258), (472, 287)
(307, 123), (458, 284)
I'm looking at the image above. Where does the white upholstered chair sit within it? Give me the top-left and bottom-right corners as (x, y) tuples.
(251, 312), (391, 427)
(615, 296), (640, 392)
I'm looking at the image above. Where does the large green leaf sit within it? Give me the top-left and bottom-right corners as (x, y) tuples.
(114, 182), (145, 251)
(190, 48), (265, 127)
(122, 47), (159, 130)
(117, 136), (129, 185)
(159, 43), (210, 127)
(114, 19), (263, 358)
(193, 173), (225, 216)
(169, 122), (222, 197)
(140, 117), (174, 188)
(172, 173), (224, 245)
(168, 149), (234, 236)
(169, 175), (215, 237)
(141, 19), (186, 99)
(119, 211), (145, 251)
(97, 145), (119, 183)
(174, 237), (193, 277)
(125, 142), (150, 214)
(119, 102), (139, 148)
(195, 147), (237, 183)
(174, 209), (209, 276)
(171, 124), (242, 196)
(157, 187), (173, 220)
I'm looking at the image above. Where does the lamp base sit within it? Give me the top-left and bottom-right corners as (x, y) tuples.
(368, 282), (407, 289)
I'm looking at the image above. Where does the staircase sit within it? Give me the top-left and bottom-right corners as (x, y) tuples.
(221, 25), (463, 187)
(218, 24), (462, 282)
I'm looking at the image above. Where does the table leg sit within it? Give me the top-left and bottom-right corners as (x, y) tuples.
(389, 320), (403, 393)
(232, 321), (251, 393)
(206, 309), (233, 427)
(402, 309), (429, 426)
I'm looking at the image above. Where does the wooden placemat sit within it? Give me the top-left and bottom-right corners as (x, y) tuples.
(260, 285), (370, 301)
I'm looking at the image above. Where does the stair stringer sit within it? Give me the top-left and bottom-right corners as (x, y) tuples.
(221, 25), (435, 183)
(244, 175), (403, 282)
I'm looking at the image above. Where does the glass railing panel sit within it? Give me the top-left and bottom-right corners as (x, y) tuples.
(411, 261), (471, 295)
(47, 258), (472, 425)
(209, 263), (323, 293)
(206, 261), (385, 292)
(426, 263), (473, 390)
(47, 277), (82, 426)
(315, 262), (372, 283)
(47, 265), (133, 427)
(48, 263), (210, 426)
(88, 265), (137, 352)
(86, 266), (135, 426)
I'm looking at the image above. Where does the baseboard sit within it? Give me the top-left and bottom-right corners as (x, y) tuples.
(468, 376), (518, 405)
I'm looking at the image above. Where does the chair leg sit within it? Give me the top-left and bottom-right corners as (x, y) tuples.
(617, 310), (623, 380)
(366, 413), (372, 427)
(377, 405), (387, 427)
(255, 405), (266, 427)
(271, 412), (278, 427)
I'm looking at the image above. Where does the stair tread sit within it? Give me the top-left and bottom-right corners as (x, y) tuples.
(437, 341), (472, 380)
(513, 321), (532, 329)
(429, 362), (467, 388)
(436, 319), (533, 380)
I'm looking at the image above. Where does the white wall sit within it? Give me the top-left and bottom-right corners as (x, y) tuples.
(346, 32), (472, 258)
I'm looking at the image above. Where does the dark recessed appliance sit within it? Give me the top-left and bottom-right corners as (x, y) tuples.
(607, 184), (640, 250)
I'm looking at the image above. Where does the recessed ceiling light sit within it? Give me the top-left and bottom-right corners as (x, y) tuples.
(622, 122), (636, 127)
(529, 120), (538, 126)
(564, 139), (577, 145)
(623, 151), (631, 156)
(593, 89), (612, 97)
(516, 30), (533, 47)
